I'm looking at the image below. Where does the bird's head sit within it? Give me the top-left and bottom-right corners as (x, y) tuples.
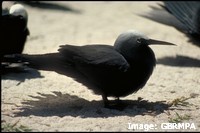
(9, 4), (28, 25)
(114, 30), (176, 53)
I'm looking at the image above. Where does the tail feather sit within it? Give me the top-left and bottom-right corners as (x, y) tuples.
(7, 53), (79, 78)
(12, 53), (61, 71)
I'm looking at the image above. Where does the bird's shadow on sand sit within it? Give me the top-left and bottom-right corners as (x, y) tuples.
(14, 91), (170, 118)
(157, 55), (200, 68)
(18, 1), (81, 14)
(1, 67), (43, 83)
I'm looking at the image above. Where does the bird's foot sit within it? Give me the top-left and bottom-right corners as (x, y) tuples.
(104, 98), (127, 111)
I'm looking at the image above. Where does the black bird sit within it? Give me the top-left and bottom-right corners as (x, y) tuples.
(9, 30), (176, 108)
(138, 1), (200, 45)
(1, 3), (29, 58)
(1, 3), (30, 73)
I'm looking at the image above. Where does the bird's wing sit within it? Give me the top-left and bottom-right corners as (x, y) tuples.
(138, 2), (200, 34)
(137, 3), (187, 32)
(164, 1), (200, 34)
(58, 44), (130, 72)
(58, 44), (130, 93)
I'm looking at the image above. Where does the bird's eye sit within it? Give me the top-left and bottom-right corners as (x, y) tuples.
(137, 38), (142, 44)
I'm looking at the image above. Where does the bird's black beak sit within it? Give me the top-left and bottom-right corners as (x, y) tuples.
(147, 39), (177, 46)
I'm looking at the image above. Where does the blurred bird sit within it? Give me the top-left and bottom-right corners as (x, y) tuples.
(7, 30), (176, 109)
(1, 3), (29, 57)
(1, 3), (30, 73)
(138, 1), (200, 46)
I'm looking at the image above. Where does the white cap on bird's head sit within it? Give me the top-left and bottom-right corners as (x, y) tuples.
(9, 4), (28, 20)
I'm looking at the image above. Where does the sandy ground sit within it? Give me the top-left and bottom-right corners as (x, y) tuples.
(2, 1), (200, 132)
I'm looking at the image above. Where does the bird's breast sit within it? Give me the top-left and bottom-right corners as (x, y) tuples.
(107, 51), (156, 97)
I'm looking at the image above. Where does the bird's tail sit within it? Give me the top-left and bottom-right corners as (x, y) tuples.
(3, 53), (61, 71)
(2, 52), (86, 83)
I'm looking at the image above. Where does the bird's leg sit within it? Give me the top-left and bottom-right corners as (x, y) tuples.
(102, 94), (109, 107)
(116, 97), (120, 101)
(116, 97), (121, 104)
(102, 95), (126, 110)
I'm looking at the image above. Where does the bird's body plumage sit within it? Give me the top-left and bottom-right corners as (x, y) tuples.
(19, 43), (155, 98)
(59, 44), (155, 97)
(1, 14), (29, 56)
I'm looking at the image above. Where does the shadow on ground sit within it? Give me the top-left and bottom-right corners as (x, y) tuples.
(157, 55), (200, 68)
(14, 91), (170, 118)
(18, 1), (82, 14)
(1, 67), (43, 83)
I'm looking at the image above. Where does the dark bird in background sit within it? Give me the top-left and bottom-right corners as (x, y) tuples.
(138, 1), (200, 46)
(7, 30), (176, 109)
(1, 3), (29, 58)
(1, 2), (30, 73)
